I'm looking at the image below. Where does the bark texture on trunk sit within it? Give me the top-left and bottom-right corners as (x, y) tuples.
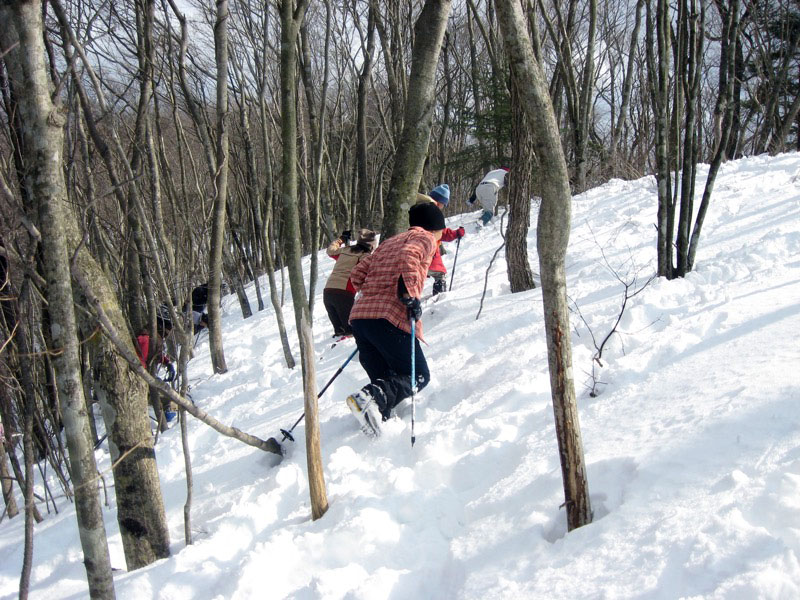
(208, 0), (230, 374)
(382, 0), (453, 238)
(280, 0), (328, 520)
(0, 2), (116, 594)
(506, 70), (536, 293)
(495, 0), (592, 531)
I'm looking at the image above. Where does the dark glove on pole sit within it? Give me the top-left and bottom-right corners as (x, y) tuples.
(401, 296), (422, 321)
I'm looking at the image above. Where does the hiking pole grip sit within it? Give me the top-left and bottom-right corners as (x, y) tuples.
(410, 317), (416, 447)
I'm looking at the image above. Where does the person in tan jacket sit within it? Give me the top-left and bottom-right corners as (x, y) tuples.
(323, 228), (377, 338)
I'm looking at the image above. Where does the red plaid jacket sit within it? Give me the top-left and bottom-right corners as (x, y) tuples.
(349, 227), (437, 339)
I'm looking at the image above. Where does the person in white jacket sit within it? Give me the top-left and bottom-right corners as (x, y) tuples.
(469, 167), (509, 225)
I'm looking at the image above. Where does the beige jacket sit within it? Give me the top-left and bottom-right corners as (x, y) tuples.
(325, 240), (369, 292)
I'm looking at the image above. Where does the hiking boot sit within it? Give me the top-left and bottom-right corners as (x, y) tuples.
(432, 278), (446, 295)
(345, 386), (384, 437)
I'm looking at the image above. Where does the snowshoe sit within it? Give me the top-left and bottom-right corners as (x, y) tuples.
(346, 389), (382, 438)
(331, 334), (353, 349)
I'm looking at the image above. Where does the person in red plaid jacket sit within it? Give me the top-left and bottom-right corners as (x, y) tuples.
(344, 202), (446, 436)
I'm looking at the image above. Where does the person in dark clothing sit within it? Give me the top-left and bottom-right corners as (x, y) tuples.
(193, 311), (209, 335)
(191, 283), (209, 313)
(156, 303), (173, 337)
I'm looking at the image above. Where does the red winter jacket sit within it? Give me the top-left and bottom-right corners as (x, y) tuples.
(427, 227), (461, 275)
(136, 334), (150, 367)
(136, 332), (171, 368)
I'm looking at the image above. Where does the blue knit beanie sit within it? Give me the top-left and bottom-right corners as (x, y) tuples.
(430, 184), (450, 206)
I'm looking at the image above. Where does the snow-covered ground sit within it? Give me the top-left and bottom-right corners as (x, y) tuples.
(2, 153), (800, 599)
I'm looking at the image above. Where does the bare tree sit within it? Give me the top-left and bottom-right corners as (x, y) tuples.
(280, 0), (328, 521)
(495, 0), (592, 531)
(206, 0), (231, 373)
(506, 57), (536, 293)
(687, 0), (742, 270)
(47, 0), (172, 569)
(537, 0), (598, 191)
(0, 247), (19, 522)
(382, 0), (453, 238)
(353, 2), (377, 229)
(0, 2), (116, 595)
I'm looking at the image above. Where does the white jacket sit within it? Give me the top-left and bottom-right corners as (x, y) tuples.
(479, 168), (508, 188)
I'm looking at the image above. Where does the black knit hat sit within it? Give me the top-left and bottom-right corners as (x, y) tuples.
(408, 202), (445, 231)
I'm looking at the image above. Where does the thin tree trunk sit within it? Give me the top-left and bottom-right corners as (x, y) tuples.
(506, 64), (536, 293)
(467, 7), (489, 172)
(0, 3), (116, 593)
(208, 0), (230, 374)
(382, 0), (453, 238)
(687, 0), (740, 270)
(300, 0), (335, 242)
(495, 0), (592, 532)
(20, 337), (35, 600)
(647, 0), (673, 278)
(354, 5), (376, 229)
(0, 289), (20, 519)
(179, 408), (193, 545)
(259, 97), (295, 370)
(239, 104), (266, 312)
(0, 434), (18, 518)
(435, 31), (453, 186)
(280, 0), (328, 521)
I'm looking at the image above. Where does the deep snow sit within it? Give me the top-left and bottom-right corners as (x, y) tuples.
(1, 152), (800, 599)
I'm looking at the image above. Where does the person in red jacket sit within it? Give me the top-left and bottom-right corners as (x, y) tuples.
(136, 328), (175, 377)
(136, 326), (177, 423)
(344, 202), (445, 437)
(417, 185), (465, 295)
(136, 328), (151, 368)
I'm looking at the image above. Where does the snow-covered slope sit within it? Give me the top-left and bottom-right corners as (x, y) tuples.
(2, 153), (800, 599)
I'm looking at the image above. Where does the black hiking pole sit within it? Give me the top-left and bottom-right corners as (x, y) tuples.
(410, 317), (417, 447)
(269, 347), (359, 447)
(448, 235), (462, 291)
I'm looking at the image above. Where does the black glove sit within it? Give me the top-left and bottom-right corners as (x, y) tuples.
(401, 296), (422, 322)
(163, 362), (176, 383)
(340, 230), (352, 242)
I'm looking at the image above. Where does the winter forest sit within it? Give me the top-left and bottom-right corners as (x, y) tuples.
(0, 0), (799, 598)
